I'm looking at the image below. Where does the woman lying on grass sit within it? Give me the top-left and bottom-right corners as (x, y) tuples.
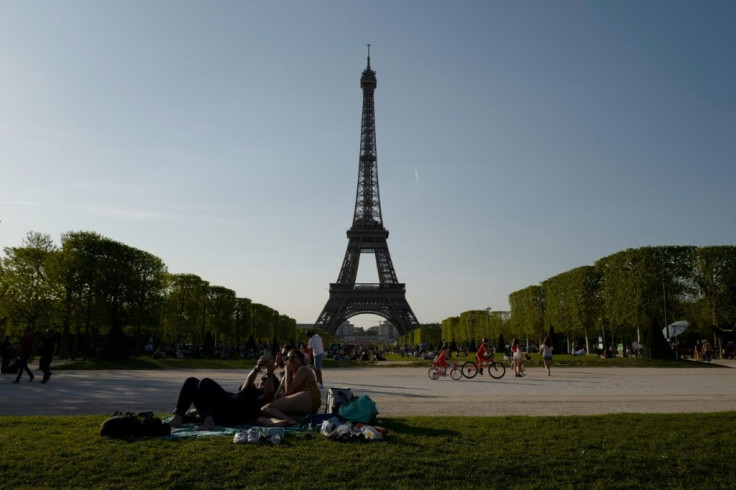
(258, 348), (321, 426)
(168, 355), (279, 431)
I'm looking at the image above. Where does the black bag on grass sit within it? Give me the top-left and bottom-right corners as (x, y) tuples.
(100, 411), (171, 440)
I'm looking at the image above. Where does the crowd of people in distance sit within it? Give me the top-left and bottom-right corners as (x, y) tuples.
(396, 341), (468, 360)
(328, 343), (388, 362)
(151, 342), (276, 361)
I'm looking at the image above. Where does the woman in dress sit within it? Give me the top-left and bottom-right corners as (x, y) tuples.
(540, 335), (553, 376)
(511, 338), (524, 377)
(258, 348), (321, 426)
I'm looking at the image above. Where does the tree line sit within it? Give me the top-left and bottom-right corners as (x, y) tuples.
(0, 231), (298, 359)
(436, 246), (736, 356)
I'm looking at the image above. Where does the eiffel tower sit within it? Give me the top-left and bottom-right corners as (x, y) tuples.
(313, 48), (420, 336)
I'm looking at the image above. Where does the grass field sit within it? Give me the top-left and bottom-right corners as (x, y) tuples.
(1, 412), (734, 488)
(8, 358), (732, 488)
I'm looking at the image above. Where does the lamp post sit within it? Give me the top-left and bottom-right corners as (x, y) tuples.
(486, 307), (492, 348)
(660, 251), (668, 329)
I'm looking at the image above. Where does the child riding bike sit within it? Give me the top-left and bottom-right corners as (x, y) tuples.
(428, 343), (462, 380)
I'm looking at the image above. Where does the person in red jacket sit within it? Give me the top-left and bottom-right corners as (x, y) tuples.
(476, 338), (493, 374)
(13, 328), (34, 383)
(434, 343), (450, 369)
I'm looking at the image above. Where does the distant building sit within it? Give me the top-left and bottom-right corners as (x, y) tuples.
(297, 319), (399, 344)
(296, 321), (356, 337)
(338, 319), (399, 343)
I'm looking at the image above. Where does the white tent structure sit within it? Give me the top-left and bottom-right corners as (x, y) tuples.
(663, 320), (689, 339)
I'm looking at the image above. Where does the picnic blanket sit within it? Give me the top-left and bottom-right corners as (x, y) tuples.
(162, 418), (316, 440)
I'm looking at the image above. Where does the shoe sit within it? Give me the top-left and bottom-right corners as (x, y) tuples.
(246, 427), (260, 444)
(233, 430), (248, 444)
(12, 379), (19, 384)
(479, 369), (483, 375)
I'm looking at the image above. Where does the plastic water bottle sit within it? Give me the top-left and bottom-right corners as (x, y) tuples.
(320, 419), (335, 436)
(360, 425), (381, 440)
(335, 421), (352, 437)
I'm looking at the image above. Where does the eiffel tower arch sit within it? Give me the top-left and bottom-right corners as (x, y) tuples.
(314, 48), (420, 336)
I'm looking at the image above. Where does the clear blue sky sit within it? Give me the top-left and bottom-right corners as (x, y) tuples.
(2, 1), (735, 328)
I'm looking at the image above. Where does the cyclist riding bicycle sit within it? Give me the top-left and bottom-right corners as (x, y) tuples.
(476, 338), (493, 374)
(434, 343), (450, 369)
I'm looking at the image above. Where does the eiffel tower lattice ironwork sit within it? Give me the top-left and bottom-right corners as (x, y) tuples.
(314, 48), (420, 336)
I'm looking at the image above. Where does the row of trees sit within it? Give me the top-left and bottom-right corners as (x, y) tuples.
(0, 231), (298, 359)
(509, 246), (736, 353)
(436, 246), (736, 356)
(400, 312), (510, 353)
(397, 323), (442, 349)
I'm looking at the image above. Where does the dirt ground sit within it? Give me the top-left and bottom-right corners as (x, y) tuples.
(2, 360), (735, 417)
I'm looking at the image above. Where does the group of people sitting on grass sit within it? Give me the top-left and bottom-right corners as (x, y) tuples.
(168, 344), (321, 430)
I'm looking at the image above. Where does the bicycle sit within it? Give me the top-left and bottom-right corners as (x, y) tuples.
(461, 358), (506, 379)
(428, 359), (462, 380)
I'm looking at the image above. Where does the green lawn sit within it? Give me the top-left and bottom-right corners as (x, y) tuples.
(1, 413), (734, 488)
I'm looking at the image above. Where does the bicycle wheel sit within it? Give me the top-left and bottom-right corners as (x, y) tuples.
(488, 361), (506, 379)
(461, 361), (478, 379)
(428, 366), (442, 380)
(449, 365), (462, 380)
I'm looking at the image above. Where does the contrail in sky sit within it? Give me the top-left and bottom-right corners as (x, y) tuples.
(414, 168), (419, 186)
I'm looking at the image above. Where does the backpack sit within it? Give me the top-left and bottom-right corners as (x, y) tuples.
(337, 395), (378, 425)
(325, 387), (354, 415)
(100, 411), (171, 440)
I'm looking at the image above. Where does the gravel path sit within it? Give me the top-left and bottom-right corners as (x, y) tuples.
(3, 360), (734, 417)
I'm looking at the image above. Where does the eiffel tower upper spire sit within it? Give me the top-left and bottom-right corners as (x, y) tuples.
(354, 44), (382, 229)
(362, 44), (376, 84)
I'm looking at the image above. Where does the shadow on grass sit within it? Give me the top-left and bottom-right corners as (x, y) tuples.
(381, 418), (459, 438)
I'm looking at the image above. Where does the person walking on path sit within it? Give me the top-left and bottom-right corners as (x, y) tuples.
(540, 336), (553, 376)
(13, 328), (34, 383)
(694, 339), (703, 361)
(306, 330), (325, 389)
(511, 338), (524, 377)
(38, 329), (57, 383)
(703, 340), (713, 363)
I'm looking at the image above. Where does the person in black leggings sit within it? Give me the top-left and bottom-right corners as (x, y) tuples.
(169, 356), (279, 430)
(13, 328), (34, 383)
(38, 329), (57, 383)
